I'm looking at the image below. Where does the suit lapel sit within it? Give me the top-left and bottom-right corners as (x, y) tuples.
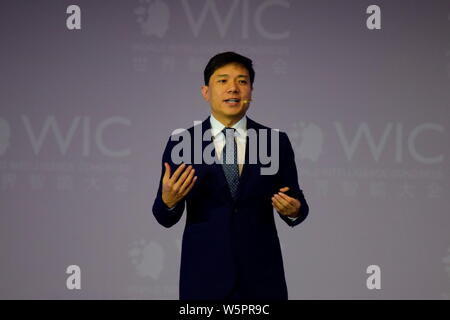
(235, 117), (260, 205)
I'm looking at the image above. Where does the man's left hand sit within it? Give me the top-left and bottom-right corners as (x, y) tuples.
(271, 187), (301, 218)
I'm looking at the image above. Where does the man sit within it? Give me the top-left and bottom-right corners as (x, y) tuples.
(153, 52), (309, 300)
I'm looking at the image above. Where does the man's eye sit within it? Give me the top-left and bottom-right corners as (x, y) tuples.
(218, 79), (226, 83)
(239, 80), (248, 84)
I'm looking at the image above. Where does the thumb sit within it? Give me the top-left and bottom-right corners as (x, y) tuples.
(279, 187), (289, 193)
(163, 162), (171, 182)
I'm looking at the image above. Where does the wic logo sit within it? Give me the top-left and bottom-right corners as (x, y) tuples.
(4, 116), (131, 157)
(134, 0), (291, 40)
(135, 0), (170, 38)
(289, 121), (445, 164)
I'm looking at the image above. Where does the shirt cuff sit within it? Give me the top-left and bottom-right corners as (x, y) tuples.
(166, 204), (177, 211)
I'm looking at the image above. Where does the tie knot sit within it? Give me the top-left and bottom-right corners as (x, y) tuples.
(222, 127), (236, 137)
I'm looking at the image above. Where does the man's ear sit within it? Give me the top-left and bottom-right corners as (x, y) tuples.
(201, 85), (209, 101)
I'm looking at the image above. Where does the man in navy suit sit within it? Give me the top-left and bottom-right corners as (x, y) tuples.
(153, 52), (309, 300)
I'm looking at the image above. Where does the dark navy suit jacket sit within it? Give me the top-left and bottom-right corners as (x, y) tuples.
(152, 116), (309, 300)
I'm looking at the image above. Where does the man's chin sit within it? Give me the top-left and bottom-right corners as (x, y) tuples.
(224, 105), (248, 114)
(211, 105), (248, 121)
(224, 110), (245, 118)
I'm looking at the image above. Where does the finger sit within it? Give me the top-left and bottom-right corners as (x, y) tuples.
(178, 168), (195, 194)
(174, 165), (192, 188)
(170, 163), (186, 182)
(163, 162), (171, 182)
(182, 176), (197, 196)
(272, 199), (286, 215)
(277, 192), (298, 209)
(272, 196), (285, 212)
(274, 194), (292, 209)
(279, 187), (289, 193)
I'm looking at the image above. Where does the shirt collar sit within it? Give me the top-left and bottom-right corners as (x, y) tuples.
(209, 114), (247, 139)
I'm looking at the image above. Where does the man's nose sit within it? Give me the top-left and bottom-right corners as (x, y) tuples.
(227, 82), (239, 93)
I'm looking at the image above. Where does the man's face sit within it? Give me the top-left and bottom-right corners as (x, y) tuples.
(201, 63), (252, 124)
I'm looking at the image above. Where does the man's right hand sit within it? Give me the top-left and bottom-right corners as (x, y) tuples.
(161, 163), (197, 208)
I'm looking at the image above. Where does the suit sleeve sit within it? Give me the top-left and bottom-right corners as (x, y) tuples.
(276, 131), (309, 227)
(152, 137), (186, 228)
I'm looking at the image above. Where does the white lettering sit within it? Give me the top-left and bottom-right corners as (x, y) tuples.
(366, 5), (381, 30)
(66, 5), (81, 30)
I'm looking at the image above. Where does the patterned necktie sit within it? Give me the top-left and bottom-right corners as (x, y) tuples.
(221, 127), (239, 200)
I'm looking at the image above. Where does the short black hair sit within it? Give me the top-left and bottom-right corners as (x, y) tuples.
(203, 52), (255, 87)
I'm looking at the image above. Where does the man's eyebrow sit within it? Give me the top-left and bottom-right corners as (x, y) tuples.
(215, 74), (249, 78)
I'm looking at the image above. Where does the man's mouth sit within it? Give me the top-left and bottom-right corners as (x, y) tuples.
(224, 98), (241, 105)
